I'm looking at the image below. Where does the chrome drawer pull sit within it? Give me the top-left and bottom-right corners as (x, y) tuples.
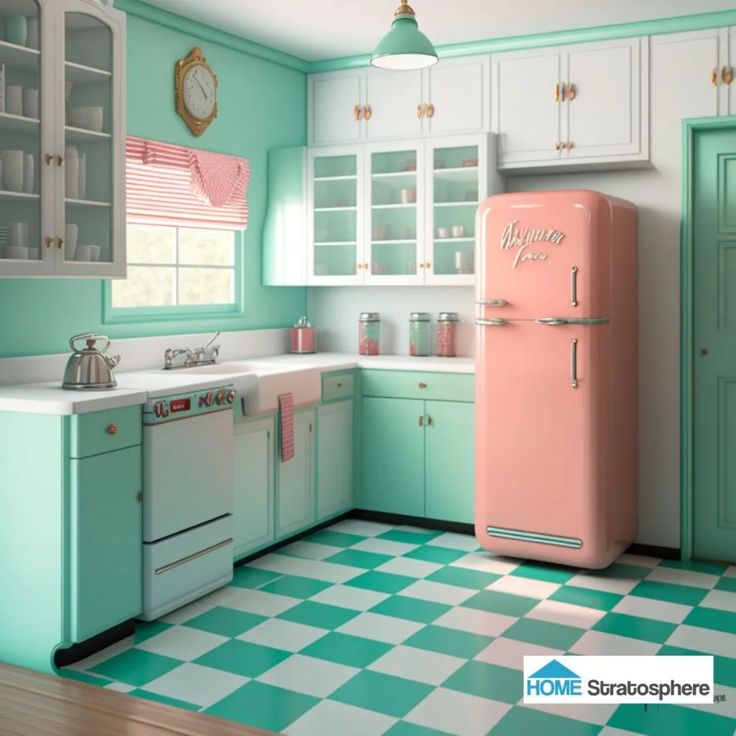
(571, 339), (579, 389)
(154, 538), (232, 575)
(475, 318), (508, 326)
(536, 317), (567, 325)
(476, 299), (507, 307)
(571, 266), (578, 307)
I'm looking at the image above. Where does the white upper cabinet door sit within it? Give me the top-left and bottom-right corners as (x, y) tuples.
(363, 68), (423, 141)
(727, 28), (736, 115)
(561, 37), (647, 162)
(492, 48), (562, 167)
(309, 72), (363, 146)
(423, 56), (489, 136)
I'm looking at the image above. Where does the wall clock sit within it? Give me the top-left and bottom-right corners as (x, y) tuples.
(175, 47), (218, 136)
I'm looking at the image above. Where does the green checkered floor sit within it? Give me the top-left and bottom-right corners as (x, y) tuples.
(62, 520), (736, 735)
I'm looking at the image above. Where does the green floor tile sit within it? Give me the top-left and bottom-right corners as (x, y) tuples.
(193, 639), (290, 678)
(404, 546), (466, 564)
(511, 562), (576, 584)
(326, 549), (394, 569)
(461, 589), (538, 617)
(502, 618), (585, 650)
(131, 689), (200, 711)
(609, 703), (735, 736)
(590, 562), (650, 580)
(300, 631), (392, 667)
(182, 606), (266, 637)
(205, 681), (319, 732)
(425, 566), (499, 590)
(278, 600), (359, 629)
(493, 706), (601, 736)
(660, 559), (728, 576)
(683, 606), (736, 634)
(134, 620), (173, 644)
(230, 566), (283, 589)
(592, 612), (677, 643)
(371, 595), (451, 624)
(330, 669), (433, 718)
(404, 624), (492, 659)
(549, 585), (623, 611)
(629, 579), (708, 606)
(89, 648), (182, 687)
(345, 570), (416, 594)
(714, 577), (736, 594)
(384, 722), (453, 736)
(259, 574), (332, 599)
(305, 529), (366, 547)
(443, 660), (522, 704)
(659, 644), (736, 688)
(378, 529), (442, 545)
(59, 669), (113, 687)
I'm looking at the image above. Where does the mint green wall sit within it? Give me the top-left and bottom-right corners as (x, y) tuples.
(0, 5), (307, 358)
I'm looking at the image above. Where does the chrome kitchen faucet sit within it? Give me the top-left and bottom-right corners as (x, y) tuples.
(163, 331), (221, 369)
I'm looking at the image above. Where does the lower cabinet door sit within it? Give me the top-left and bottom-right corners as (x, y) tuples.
(276, 410), (315, 537)
(317, 400), (353, 520)
(425, 400), (475, 523)
(233, 416), (275, 559)
(70, 446), (142, 642)
(361, 397), (424, 516)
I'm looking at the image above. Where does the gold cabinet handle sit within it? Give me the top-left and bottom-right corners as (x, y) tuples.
(356, 262), (363, 270)
(565, 141), (574, 151)
(44, 236), (54, 248)
(354, 104), (362, 121)
(419, 262), (425, 269)
(56, 154), (64, 166)
(425, 261), (432, 269)
(418, 382), (427, 388)
(554, 83), (561, 102)
(555, 141), (562, 150)
(56, 237), (64, 249)
(416, 104), (424, 118)
(364, 105), (372, 121)
(418, 415), (424, 426)
(564, 82), (576, 101)
(44, 153), (54, 166)
(712, 67), (718, 86)
(106, 423), (119, 435)
(427, 415), (433, 426)
(722, 66), (734, 85)
(424, 103), (435, 118)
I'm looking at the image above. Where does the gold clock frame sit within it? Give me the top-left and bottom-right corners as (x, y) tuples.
(175, 47), (218, 137)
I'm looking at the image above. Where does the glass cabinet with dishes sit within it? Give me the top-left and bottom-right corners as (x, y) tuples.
(0, 0), (125, 278)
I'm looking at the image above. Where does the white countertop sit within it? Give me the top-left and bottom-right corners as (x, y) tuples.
(0, 352), (474, 415)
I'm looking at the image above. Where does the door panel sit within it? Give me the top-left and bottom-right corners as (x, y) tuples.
(361, 397), (424, 516)
(693, 128), (736, 562)
(310, 74), (362, 145)
(425, 58), (487, 135)
(277, 411), (314, 537)
(364, 69), (423, 140)
(317, 400), (353, 519)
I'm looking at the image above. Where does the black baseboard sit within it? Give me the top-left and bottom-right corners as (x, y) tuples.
(350, 509), (474, 536)
(54, 619), (135, 668)
(626, 542), (681, 560)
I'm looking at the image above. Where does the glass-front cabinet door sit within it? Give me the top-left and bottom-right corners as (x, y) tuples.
(308, 147), (363, 285)
(364, 142), (423, 285)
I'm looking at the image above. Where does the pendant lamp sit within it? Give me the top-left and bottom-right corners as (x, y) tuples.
(371, 2), (438, 70)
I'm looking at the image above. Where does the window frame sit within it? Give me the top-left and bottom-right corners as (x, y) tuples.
(103, 226), (244, 325)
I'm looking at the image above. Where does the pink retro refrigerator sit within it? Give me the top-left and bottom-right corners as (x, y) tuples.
(474, 190), (637, 569)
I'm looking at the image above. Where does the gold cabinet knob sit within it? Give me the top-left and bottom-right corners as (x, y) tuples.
(424, 103), (435, 118)
(712, 67), (718, 86)
(554, 83), (561, 102)
(418, 382), (427, 388)
(722, 65), (734, 85)
(56, 237), (64, 249)
(416, 104), (424, 118)
(425, 262), (432, 269)
(56, 154), (64, 166)
(419, 262), (425, 269)
(44, 153), (54, 166)
(354, 104), (362, 121)
(364, 105), (373, 121)
(565, 141), (574, 151)
(564, 82), (576, 101)
(44, 236), (54, 248)
(419, 415), (424, 426)
(106, 423), (118, 435)
(357, 263), (363, 270)
(555, 141), (562, 150)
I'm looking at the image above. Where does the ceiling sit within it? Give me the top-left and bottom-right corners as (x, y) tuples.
(139, 0), (735, 62)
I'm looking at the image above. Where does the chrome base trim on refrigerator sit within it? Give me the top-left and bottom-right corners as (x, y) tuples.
(486, 525), (583, 549)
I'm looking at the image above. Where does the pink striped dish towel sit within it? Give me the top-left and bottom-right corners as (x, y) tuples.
(278, 392), (295, 462)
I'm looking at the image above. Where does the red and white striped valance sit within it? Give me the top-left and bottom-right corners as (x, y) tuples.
(126, 136), (250, 230)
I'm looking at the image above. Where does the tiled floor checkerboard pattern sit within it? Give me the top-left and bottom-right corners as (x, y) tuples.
(63, 520), (736, 735)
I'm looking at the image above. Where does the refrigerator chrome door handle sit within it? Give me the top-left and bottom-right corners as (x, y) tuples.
(571, 339), (579, 389)
(535, 317), (568, 325)
(475, 318), (508, 326)
(571, 266), (579, 307)
(476, 299), (507, 307)
(564, 317), (609, 325)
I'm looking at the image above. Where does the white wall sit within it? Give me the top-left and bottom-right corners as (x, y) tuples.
(308, 30), (719, 549)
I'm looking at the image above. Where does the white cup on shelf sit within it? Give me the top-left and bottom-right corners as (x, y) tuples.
(22, 88), (38, 119)
(78, 154), (87, 200)
(26, 247), (40, 260)
(26, 17), (39, 50)
(5, 246), (29, 259)
(22, 153), (33, 194)
(65, 155), (80, 199)
(5, 86), (22, 116)
(9, 222), (29, 248)
(68, 106), (104, 132)
(64, 223), (79, 261)
(76, 244), (101, 262)
(1, 150), (24, 192)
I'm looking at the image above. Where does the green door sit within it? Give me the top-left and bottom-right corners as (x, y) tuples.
(317, 400), (353, 520)
(425, 401), (475, 523)
(361, 397), (424, 516)
(693, 127), (736, 563)
(70, 446), (142, 642)
(277, 410), (315, 537)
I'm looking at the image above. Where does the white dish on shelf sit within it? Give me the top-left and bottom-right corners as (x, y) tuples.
(76, 244), (101, 262)
(68, 106), (103, 132)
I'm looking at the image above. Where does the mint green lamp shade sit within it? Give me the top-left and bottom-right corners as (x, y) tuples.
(371, 3), (438, 70)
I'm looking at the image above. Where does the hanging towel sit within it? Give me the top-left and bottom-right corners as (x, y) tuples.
(278, 392), (295, 462)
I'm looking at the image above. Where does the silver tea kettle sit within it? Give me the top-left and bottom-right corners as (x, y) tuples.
(62, 333), (121, 390)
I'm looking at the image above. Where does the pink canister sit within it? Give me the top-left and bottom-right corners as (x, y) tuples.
(436, 312), (458, 357)
(290, 316), (316, 353)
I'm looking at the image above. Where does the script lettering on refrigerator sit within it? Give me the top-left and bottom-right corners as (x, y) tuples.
(499, 220), (566, 268)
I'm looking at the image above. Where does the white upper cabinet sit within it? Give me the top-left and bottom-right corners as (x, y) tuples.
(726, 28), (736, 114)
(309, 72), (363, 145)
(493, 37), (649, 171)
(363, 68), (423, 140)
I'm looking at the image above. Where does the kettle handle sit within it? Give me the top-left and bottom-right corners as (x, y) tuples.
(69, 332), (111, 353)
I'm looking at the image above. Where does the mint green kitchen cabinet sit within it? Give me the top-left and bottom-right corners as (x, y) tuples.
(233, 415), (275, 560)
(70, 446), (142, 643)
(362, 397), (425, 516)
(276, 409), (315, 537)
(317, 400), (354, 520)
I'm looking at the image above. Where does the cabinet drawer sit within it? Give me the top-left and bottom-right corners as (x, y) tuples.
(361, 370), (474, 402)
(70, 405), (142, 458)
(322, 372), (355, 402)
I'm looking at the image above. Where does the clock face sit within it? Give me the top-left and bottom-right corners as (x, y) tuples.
(183, 64), (216, 120)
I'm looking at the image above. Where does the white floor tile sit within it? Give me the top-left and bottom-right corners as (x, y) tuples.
(451, 552), (520, 576)
(405, 687), (511, 736)
(645, 566), (719, 590)
(723, 566), (736, 579)
(526, 599), (607, 628)
(329, 519), (395, 537)
(135, 626), (227, 662)
(309, 584), (390, 611)
(257, 653), (359, 698)
(249, 552), (364, 584)
(351, 537), (419, 557)
(700, 589), (736, 613)
(426, 532), (481, 552)
(522, 701), (618, 726)
(433, 607), (516, 638)
(162, 587), (241, 624)
(569, 630), (661, 656)
(238, 618), (328, 652)
(612, 595), (692, 624)
(375, 557), (443, 579)
(336, 612), (424, 644)
(599, 728), (650, 736)
(285, 698), (397, 736)
(399, 579), (476, 606)
(486, 575), (560, 600)
(616, 553), (661, 568)
(219, 588), (301, 617)
(279, 540), (343, 560)
(567, 573), (640, 596)
(666, 624), (736, 658)
(474, 637), (563, 670)
(65, 636), (135, 672)
(141, 662), (248, 708)
(104, 681), (135, 693)
(368, 645), (465, 686)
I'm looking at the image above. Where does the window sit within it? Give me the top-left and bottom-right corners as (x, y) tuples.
(111, 225), (237, 309)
